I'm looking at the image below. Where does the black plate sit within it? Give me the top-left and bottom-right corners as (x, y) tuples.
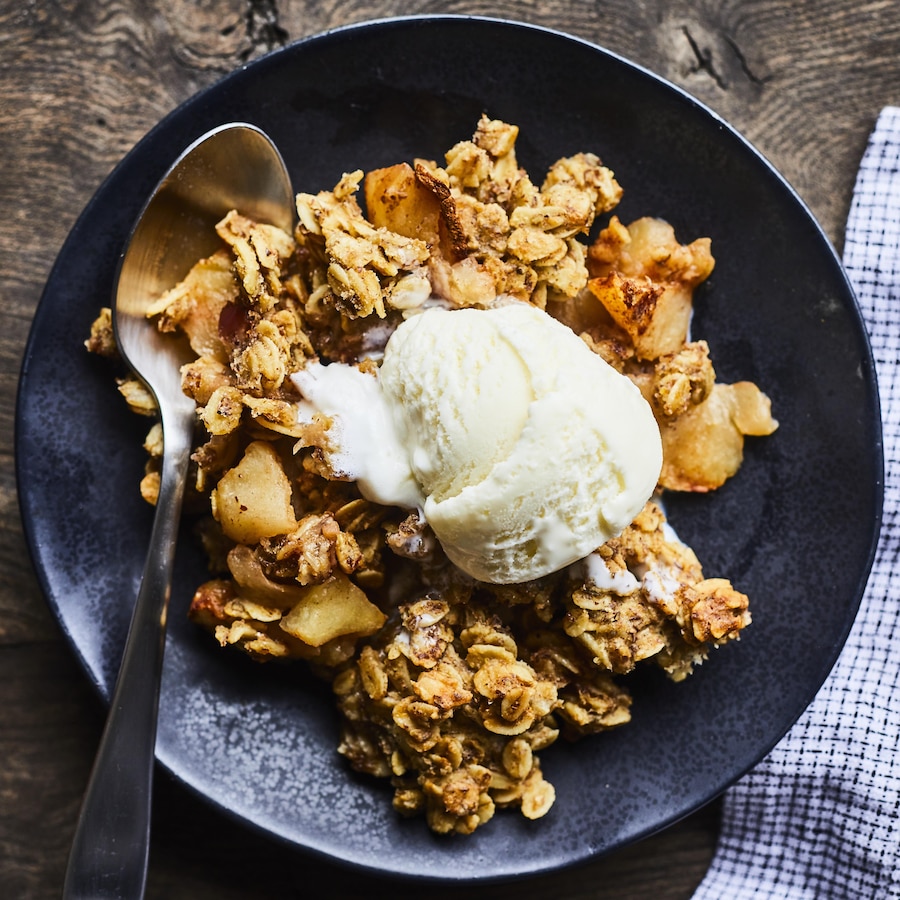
(16, 15), (883, 882)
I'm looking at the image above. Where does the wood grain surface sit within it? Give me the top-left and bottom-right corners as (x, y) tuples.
(2, 1), (898, 897)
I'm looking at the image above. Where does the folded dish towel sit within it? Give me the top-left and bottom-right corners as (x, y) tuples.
(694, 106), (900, 899)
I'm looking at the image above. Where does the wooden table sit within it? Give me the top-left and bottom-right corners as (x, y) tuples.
(2, 2), (897, 897)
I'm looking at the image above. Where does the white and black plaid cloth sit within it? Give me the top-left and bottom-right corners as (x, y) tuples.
(694, 107), (900, 899)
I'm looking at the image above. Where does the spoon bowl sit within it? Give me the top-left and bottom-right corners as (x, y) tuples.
(114, 124), (295, 395)
(63, 123), (294, 900)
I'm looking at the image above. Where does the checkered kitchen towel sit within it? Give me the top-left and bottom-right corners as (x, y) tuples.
(694, 107), (900, 899)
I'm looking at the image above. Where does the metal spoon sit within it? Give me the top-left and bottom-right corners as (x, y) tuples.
(63, 123), (294, 899)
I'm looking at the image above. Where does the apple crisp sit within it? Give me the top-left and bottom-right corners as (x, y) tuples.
(87, 116), (777, 834)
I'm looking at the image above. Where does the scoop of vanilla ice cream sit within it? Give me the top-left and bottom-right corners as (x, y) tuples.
(378, 303), (662, 583)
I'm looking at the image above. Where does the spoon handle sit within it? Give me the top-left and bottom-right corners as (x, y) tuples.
(63, 407), (194, 899)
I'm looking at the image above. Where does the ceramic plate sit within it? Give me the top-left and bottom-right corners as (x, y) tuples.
(16, 16), (882, 882)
